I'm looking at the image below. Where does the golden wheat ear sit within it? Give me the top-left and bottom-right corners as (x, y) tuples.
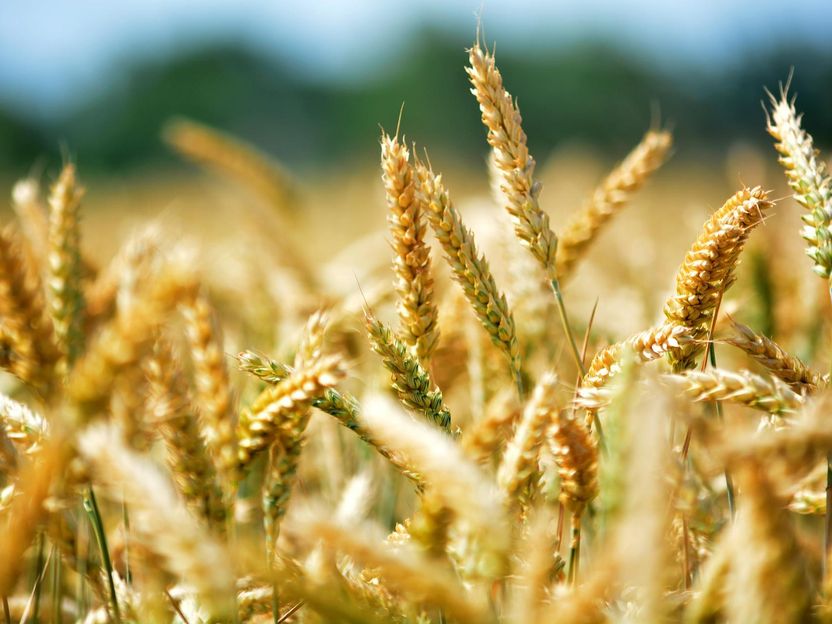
(466, 42), (558, 283)
(180, 287), (239, 496)
(0, 225), (59, 392)
(145, 337), (226, 531)
(414, 160), (523, 387)
(723, 319), (821, 388)
(497, 372), (560, 515)
(380, 133), (440, 369)
(663, 187), (772, 370)
(47, 163), (86, 372)
(766, 87), (832, 279)
(556, 128), (673, 280)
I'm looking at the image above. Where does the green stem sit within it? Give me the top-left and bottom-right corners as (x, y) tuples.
(566, 515), (581, 585)
(550, 278), (606, 451)
(31, 532), (45, 624)
(51, 546), (62, 624)
(550, 279), (586, 377)
(83, 486), (121, 624)
(708, 342), (736, 517)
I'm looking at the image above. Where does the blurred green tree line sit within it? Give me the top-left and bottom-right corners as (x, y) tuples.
(0, 29), (830, 175)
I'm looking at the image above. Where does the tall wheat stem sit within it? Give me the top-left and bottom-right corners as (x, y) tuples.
(83, 487), (121, 624)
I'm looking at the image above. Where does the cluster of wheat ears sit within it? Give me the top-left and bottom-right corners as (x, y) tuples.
(1, 38), (831, 624)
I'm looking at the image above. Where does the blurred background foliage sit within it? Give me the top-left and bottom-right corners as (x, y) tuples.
(0, 28), (830, 177)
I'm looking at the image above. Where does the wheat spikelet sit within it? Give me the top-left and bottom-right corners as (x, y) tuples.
(164, 117), (297, 213)
(180, 288), (238, 496)
(766, 89), (832, 278)
(414, 161), (522, 383)
(0, 225), (58, 391)
(724, 462), (812, 623)
(724, 319), (820, 388)
(407, 490), (453, 561)
(556, 129), (673, 279)
(145, 339), (226, 530)
(497, 372), (559, 512)
(467, 42), (559, 282)
(236, 354), (346, 468)
(365, 312), (451, 432)
(460, 388), (521, 465)
(381, 133), (439, 367)
(549, 407), (599, 517)
(78, 425), (236, 619)
(663, 187), (772, 370)
(669, 368), (804, 414)
(47, 163), (86, 370)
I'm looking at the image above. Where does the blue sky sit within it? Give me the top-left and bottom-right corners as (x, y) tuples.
(1, 0), (830, 117)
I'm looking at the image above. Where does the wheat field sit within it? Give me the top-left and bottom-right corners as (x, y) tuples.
(1, 36), (831, 624)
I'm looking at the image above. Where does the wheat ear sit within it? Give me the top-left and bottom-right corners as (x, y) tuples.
(556, 129), (672, 279)
(294, 518), (490, 622)
(11, 178), (50, 271)
(180, 288), (238, 497)
(466, 42), (558, 283)
(766, 88), (832, 278)
(381, 133), (439, 367)
(664, 187), (772, 370)
(724, 319), (820, 388)
(669, 368), (804, 414)
(497, 372), (559, 513)
(414, 161), (522, 385)
(236, 354), (346, 469)
(237, 350), (422, 485)
(365, 311), (451, 432)
(47, 163), (86, 371)
(145, 338), (226, 530)
(0, 225), (58, 392)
